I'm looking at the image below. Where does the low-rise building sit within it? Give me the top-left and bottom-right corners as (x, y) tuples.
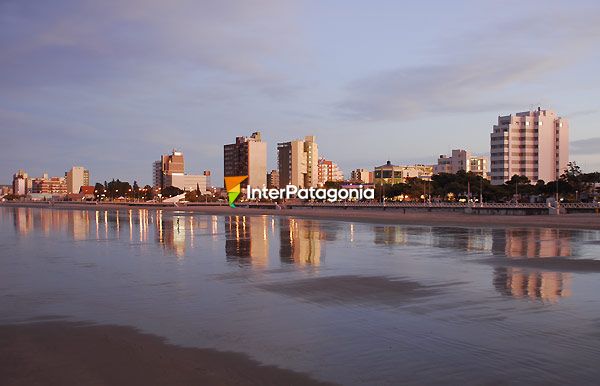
(165, 174), (208, 192)
(31, 174), (67, 194)
(434, 149), (489, 179)
(0, 185), (12, 196)
(374, 161), (433, 184)
(350, 168), (374, 184)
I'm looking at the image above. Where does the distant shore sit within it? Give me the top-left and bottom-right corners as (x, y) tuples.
(0, 321), (333, 386)
(3, 201), (600, 230)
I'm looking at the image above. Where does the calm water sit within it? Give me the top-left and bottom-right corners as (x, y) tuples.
(2, 207), (600, 384)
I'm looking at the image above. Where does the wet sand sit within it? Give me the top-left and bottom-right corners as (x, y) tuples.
(258, 275), (448, 307)
(482, 257), (600, 272)
(5, 202), (599, 230)
(0, 321), (334, 386)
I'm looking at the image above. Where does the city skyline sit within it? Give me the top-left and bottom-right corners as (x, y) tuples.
(2, 1), (600, 185)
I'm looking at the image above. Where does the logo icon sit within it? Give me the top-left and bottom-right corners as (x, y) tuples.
(224, 176), (248, 208)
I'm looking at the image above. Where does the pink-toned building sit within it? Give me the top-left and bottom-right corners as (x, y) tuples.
(317, 157), (343, 186)
(490, 108), (569, 185)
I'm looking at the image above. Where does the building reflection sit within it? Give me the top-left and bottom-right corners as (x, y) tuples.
(492, 228), (573, 258)
(493, 267), (572, 303)
(373, 225), (409, 246)
(224, 215), (269, 266)
(279, 218), (322, 266)
(13, 207), (92, 240)
(492, 228), (573, 302)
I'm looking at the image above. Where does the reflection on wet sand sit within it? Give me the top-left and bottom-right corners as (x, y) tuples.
(11, 208), (331, 267)
(225, 215), (269, 266)
(13, 207), (92, 240)
(492, 228), (572, 258)
(494, 267), (571, 303)
(491, 229), (573, 302)
(6, 208), (587, 303)
(279, 218), (322, 266)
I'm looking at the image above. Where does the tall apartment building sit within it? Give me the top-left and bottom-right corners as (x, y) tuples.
(12, 169), (29, 196)
(317, 157), (344, 186)
(203, 170), (211, 189)
(65, 166), (90, 194)
(224, 132), (267, 188)
(350, 168), (374, 184)
(277, 135), (319, 188)
(267, 170), (279, 189)
(490, 108), (569, 185)
(153, 150), (185, 189)
(433, 149), (489, 179)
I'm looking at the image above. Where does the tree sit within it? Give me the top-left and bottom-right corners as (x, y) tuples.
(132, 181), (140, 199)
(105, 179), (132, 199)
(561, 161), (588, 200)
(162, 186), (183, 198)
(94, 182), (105, 200)
(142, 185), (154, 201)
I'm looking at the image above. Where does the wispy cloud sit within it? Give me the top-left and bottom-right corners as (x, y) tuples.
(571, 137), (600, 155)
(336, 9), (600, 121)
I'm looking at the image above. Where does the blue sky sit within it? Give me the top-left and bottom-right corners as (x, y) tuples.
(2, 0), (600, 186)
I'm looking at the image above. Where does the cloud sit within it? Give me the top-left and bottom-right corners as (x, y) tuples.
(0, 0), (301, 94)
(565, 108), (600, 119)
(571, 137), (600, 155)
(336, 7), (600, 121)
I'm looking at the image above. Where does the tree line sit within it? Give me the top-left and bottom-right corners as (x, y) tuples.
(376, 162), (599, 203)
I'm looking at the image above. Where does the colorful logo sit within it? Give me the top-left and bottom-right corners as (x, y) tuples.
(224, 176), (248, 207)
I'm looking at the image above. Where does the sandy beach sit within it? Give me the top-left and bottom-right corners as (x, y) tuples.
(3, 202), (600, 230)
(0, 321), (333, 386)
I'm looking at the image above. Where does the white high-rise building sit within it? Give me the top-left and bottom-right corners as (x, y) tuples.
(490, 108), (569, 185)
(65, 166), (90, 194)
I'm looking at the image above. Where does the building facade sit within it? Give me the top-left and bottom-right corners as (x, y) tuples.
(350, 168), (374, 184)
(153, 150), (185, 189)
(165, 174), (208, 192)
(65, 166), (90, 194)
(12, 170), (29, 196)
(434, 149), (489, 179)
(490, 108), (569, 185)
(277, 135), (319, 188)
(317, 157), (344, 186)
(267, 170), (279, 189)
(224, 132), (267, 188)
(31, 174), (67, 194)
(374, 161), (433, 185)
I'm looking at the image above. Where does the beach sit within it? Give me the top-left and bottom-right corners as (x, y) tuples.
(0, 321), (332, 386)
(2, 205), (600, 384)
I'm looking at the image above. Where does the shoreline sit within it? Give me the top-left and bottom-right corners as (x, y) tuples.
(0, 320), (333, 386)
(2, 202), (600, 230)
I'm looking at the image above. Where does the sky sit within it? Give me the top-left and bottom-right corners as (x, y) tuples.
(2, 0), (600, 186)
